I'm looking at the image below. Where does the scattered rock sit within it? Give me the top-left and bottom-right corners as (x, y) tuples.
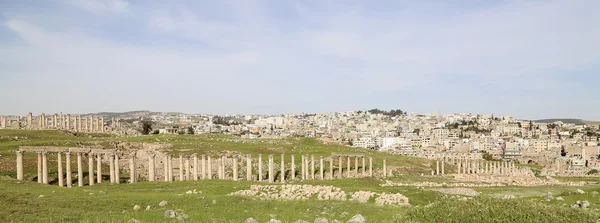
(556, 197), (564, 201)
(582, 200), (590, 208)
(244, 217), (258, 223)
(315, 217), (329, 223)
(145, 205), (151, 211)
(164, 210), (177, 218)
(576, 189), (585, 194)
(347, 214), (366, 223)
(340, 212), (349, 218)
(592, 191), (598, 196)
(159, 200), (168, 207)
(294, 220), (309, 223)
(186, 190), (193, 194)
(128, 218), (140, 223)
(177, 213), (189, 221)
(502, 194), (515, 199)
(267, 219), (282, 223)
(212, 199), (217, 204)
(38, 195), (45, 198)
(133, 205), (141, 211)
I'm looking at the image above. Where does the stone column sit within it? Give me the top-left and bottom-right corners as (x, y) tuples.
(37, 152), (42, 183)
(301, 155), (305, 180)
(207, 156), (212, 180)
(319, 156), (324, 180)
(77, 115), (82, 131)
(311, 155), (315, 179)
(164, 155), (169, 182)
(218, 156), (224, 180)
(16, 151), (24, 180)
(42, 152), (48, 184)
(268, 154), (274, 183)
(66, 152), (72, 187)
(77, 153), (83, 187)
(441, 158), (445, 175)
(60, 112), (64, 129)
(129, 155), (136, 183)
(290, 154), (295, 180)
(329, 157), (333, 179)
(185, 155), (191, 181)
(383, 159), (387, 178)
(436, 159), (440, 175)
(351, 156), (356, 176)
(149, 153), (156, 182)
(179, 154), (184, 181)
(27, 112), (32, 129)
(66, 114), (71, 130)
(346, 156), (351, 178)
(338, 156), (343, 178)
(88, 154), (94, 186)
(369, 157), (373, 177)
(485, 161), (489, 174)
(458, 162), (462, 174)
(109, 154), (115, 183)
(202, 155), (207, 180)
(362, 156), (366, 176)
(101, 117), (105, 132)
(97, 154), (105, 182)
(280, 154), (284, 183)
(57, 152), (63, 186)
(258, 154), (262, 181)
(193, 154), (199, 181)
(114, 154), (120, 184)
(233, 155), (239, 181)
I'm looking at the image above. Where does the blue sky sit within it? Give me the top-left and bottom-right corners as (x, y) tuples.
(0, 0), (599, 120)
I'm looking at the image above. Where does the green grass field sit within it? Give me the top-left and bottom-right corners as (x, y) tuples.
(1, 130), (600, 222)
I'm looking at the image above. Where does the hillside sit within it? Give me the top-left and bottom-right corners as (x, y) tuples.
(534, 119), (586, 125)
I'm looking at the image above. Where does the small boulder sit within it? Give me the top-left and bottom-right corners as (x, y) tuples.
(314, 217), (329, 223)
(556, 197), (564, 201)
(38, 195), (45, 198)
(576, 189), (585, 194)
(347, 214), (366, 223)
(212, 199), (217, 205)
(133, 205), (141, 211)
(244, 217), (258, 223)
(294, 220), (309, 223)
(267, 219), (282, 223)
(177, 213), (189, 221)
(145, 205), (151, 211)
(159, 200), (168, 207)
(186, 190), (193, 194)
(128, 218), (140, 223)
(164, 210), (177, 218)
(582, 200), (590, 208)
(592, 191), (598, 196)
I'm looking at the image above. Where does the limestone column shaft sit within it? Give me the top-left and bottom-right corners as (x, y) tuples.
(280, 154), (284, 183)
(66, 152), (72, 187)
(148, 154), (156, 182)
(329, 158), (333, 179)
(319, 156), (324, 180)
(338, 156), (343, 178)
(207, 156), (212, 180)
(88, 154), (94, 186)
(114, 154), (120, 184)
(362, 157), (366, 176)
(301, 155), (305, 180)
(369, 157), (373, 177)
(233, 155), (239, 181)
(311, 155), (315, 179)
(436, 159), (440, 175)
(37, 152), (42, 183)
(268, 154), (274, 183)
(168, 155), (174, 181)
(16, 151), (24, 180)
(383, 159), (387, 178)
(129, 156), (136, 183)
(97, 154), (102, 183)
(179, 154), (184, 181)
(185, 155), (191, 181)
(42, 152), (48, 184)
(163, 155), (169, 182)
(247, 154), (252, 181)
(77, 153), (83, 187)
(258, 155), (262, 181)
(109, 155), (116, 183)
(217, 156), (223, 180)
(441, 159), (445, 175)
(193, 154), (199, 180)
(202, 155), (207, 180)
(346, 156), (351, 178)
(57, 152), (63, 187)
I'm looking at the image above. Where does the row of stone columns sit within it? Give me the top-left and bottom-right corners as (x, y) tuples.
(17, 151), (137, 187)
(0, 112), (122, 132)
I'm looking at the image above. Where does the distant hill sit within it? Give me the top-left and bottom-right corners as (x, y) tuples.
(534, 119), (586, 125)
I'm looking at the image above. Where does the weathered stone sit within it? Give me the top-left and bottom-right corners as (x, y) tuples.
(267, 219), (282, 223)
(582, 200), (590, 208)
(314, 217), (329, 223)
(128, 218), (140, 223)
(145, 205), (151, 211)
(133, 205), (141, 211)
(212, 199), (217, 204)
(556, 196), (564, 201)
(159, 200), (168, 207)
(346, 214), (366, 223)
(244, 217), (258, 223)
(164, 210), (177, 218)
(294, 220), (309, 223)
(592, 191), (598, 196)
(177, 213), (189, 221)
(575, 189), (585, 194)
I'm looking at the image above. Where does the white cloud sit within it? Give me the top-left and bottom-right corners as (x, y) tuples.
(68, 0), (129, 14)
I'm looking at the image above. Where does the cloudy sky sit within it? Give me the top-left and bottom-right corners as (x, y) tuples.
(1, 0), (599, 120)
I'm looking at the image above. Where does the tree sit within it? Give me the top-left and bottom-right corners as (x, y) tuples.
(140, 120), (153, 135)
(187, 126), (194, 134)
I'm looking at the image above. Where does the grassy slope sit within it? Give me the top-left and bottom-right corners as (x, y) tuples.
(1, 130), (600, 222)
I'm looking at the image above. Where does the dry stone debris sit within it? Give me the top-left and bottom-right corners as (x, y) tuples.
(314, 217), (329, 223)
(267, 219), (282, 223)
(294, 220), (309, 223)
(164, 210), (177, 218)
(346, 214), (366, 223)
(133, 205), (141, 211)
(145, 205), (151, 211)
(428, 188), (479, 197)
(244, 217), (258, 223)
(375, 193), (410, 206)
(128, 218), (140, 223)
(576, 189), (585, 194)
(159, 200), (168, 207)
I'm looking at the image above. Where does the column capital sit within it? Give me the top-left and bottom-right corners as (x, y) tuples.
(65, 151), (71, 156)
(16, 150), (24, 155)
(191, 153), (197, 158)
